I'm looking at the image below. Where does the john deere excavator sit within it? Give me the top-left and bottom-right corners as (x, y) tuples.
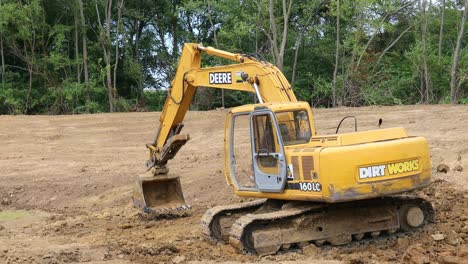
(132, 43), (434, 255)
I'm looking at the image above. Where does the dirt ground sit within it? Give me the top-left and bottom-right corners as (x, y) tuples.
(0, 104), (467, 264)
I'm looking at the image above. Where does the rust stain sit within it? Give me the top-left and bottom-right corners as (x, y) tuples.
(327, 175), (431, 203)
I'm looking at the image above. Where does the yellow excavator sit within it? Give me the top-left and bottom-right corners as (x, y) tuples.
(132, 43), (434, 255)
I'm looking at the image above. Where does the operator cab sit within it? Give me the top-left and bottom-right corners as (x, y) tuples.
(225, 102), (316, 193)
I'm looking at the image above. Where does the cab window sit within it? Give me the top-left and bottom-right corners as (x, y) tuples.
(276, 110), (311, 146)
(253, 114), (278, 167)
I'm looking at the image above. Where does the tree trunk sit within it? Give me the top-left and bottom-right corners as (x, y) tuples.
(0, 0), (4, 87)
(420, 0), (431, 103)
(419, 68), (424, 102)
(135, 20), (144, 98)
(0, 35), (5, 87)
(78, 0), (89, 84)
(206, 0), (224, 108)
(106, 0), (114, 112)
(290, 8), (314, 86)
(332, 0), (340, 107)
(268, 0), (279, 65)
(438, 0), (445, 57)
(255, 1), (262, 53)
(291, 35), (302, 86)
(341, 47), (346, 106)
(135, 21), (142, 60)
(113, 0), (124, 96)
(106, 63), (113, 111)
(277, 0), (292, 71)
(0, 0), (3, 87)
(450, 0), (467, 104)
(23, 40), (34, 113)
(27, 64), (33, 113)
(96, 0), (114, 112)
(172, 2), (178, 58)
(268, 0), (292, 71)
(74, 6), (81, 83)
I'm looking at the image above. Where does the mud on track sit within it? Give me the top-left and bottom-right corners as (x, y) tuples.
(0, 104), (467, 263)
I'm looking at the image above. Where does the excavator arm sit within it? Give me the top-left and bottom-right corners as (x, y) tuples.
(133, 43), (299, 213)
(146, 43), (297, 171)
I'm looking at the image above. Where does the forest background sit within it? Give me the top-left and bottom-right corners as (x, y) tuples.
(0, 0), (466, 114)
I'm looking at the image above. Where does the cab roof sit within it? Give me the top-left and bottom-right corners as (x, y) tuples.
(229, 101), (311, 114)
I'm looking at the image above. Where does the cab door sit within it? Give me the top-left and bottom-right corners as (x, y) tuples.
(250, 110), (287, 192)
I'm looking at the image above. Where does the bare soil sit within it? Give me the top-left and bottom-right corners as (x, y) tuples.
(0, 104), (467, 264)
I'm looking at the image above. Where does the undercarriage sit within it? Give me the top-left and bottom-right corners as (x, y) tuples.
(201, 196), (434, 255)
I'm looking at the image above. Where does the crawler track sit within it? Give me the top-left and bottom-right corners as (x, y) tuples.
(202, 195), (434, 255)
(201, 199), (266, 243)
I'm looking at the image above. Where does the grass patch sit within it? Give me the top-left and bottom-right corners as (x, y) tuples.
(0, 210), (31, 221)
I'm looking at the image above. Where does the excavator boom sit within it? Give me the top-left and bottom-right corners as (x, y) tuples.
(134, 43), (298, 213)
(149, 43), (296, 169)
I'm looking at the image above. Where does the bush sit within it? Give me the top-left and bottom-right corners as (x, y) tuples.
(0, 85), (25, 114)
(143, 90), (167, 111)
(73, 101), (103, 114)
(114, 97), (134, 112)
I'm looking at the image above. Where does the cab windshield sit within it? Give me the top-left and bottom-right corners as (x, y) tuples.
(276, 110), (311, 146)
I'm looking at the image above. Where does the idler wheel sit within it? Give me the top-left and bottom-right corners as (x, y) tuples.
(400, 204), (425, 231)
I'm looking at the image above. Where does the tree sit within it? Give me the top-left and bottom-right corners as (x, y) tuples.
(96, 0), (116, 112)
(332, 0), (340, 107)
(0, 0), (467, 115)
(450, 0), (467, 103)
(0, 0), (5, 87)
(420, 0), (431, 103)
(6, 0), (47, 112)
(438, 0), (445, 57)
(73, 1), (81, 83)
(78, 0), (89, 85)
(205, 0), (224, 108)
(267, 0), (293, 71)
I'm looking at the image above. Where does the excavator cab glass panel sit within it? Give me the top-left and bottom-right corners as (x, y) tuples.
(231, 113), (256, 189)
(253, 114), (278, 168)
(251, 110), (287, 193)
(276, 110), (311, 146)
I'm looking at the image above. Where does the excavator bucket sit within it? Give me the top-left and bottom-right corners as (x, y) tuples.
(132, 173), (190, 215)
(133, 134), (191, 216)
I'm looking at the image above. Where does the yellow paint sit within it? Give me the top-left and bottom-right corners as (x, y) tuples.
(224, 102), (431, 203)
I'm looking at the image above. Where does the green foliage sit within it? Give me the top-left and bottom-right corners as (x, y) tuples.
(0, 85), (25, 115)
(309, 76), (333, 107)
(460, 97), (468, 104)
(114, 98), (134, 112)
(0, 0), (466, 115)
(73, 101), (103, 114)
(47, 80), (107, 114)
(48, 24), (73, 71)
(143, 90), (167, 111)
